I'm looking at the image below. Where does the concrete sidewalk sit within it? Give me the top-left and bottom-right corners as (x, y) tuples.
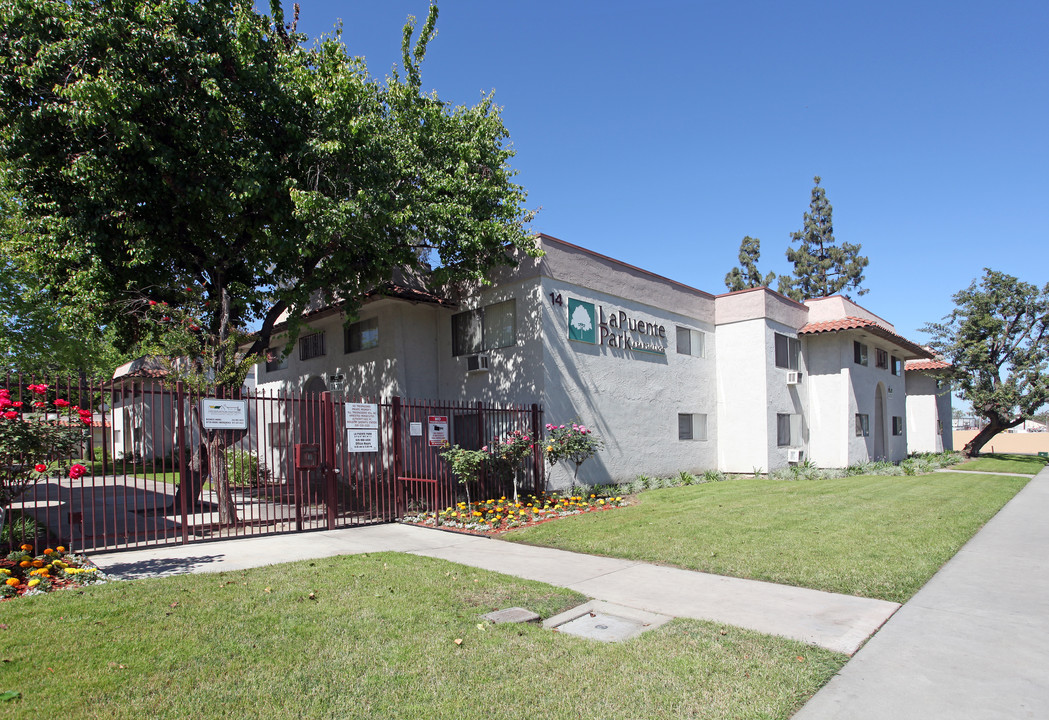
(90, 522), (897, 655)
(794, 467), (1049, 719)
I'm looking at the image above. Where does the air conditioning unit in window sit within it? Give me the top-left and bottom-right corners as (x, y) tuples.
(786, 371), (802, 385)
(787, 448), (803, 463)
(466, 354), (490, 373)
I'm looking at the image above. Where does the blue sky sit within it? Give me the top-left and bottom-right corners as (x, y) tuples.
(290, 0), (1047, 355)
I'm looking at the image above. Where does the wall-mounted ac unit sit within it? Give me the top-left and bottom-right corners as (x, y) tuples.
(786, 371), (802, 385)
(466, 354), (490, 372)
(787, 448), (803, 463)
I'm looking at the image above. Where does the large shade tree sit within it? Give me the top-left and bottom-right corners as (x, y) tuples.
(923, 269), (1049, 457)
(0, 0), (538, 520)
(777, 176), (868, 301)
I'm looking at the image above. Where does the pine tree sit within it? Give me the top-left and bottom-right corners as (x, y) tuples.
(777, 176), (869, 300)
(724, 236), (776, 291)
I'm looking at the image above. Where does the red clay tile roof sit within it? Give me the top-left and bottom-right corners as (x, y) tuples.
(799, 317), (932, 359)
(906, 359), (951, 371)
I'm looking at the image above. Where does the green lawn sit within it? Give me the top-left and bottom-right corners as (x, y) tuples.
(0, 553), (845, 720)
(505, 472), (1028, 603)
(951, 453), (1048, 475)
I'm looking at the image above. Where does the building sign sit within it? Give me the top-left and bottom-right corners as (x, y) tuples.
(566, 297), (667, 355)
(568, 298), (597, 344)
(409, 422), (423, 437)
(345, 402), (379, 429)
(428, 416), (448, 447)
(200, 399), (248, 429)
(347, 429), (379, 453)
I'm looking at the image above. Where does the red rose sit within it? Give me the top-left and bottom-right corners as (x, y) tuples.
(0, 398), (11, 408)
(68, 464), (88, 479)
(149, 300), (157, 306)
(82, 418), (93, 425)
(29, 384), (47, 394)
(3, 411), (18, 419)
(54, 399), (70, 407)
(11, 401), (22, 408)
(34, 463), (47, 473)
(33, 401), (45, 408)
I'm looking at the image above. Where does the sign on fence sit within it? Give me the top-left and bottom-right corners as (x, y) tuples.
(428, 415), (448, 447)
(200, 399), (248, 429)
(348, 429), (379, 453)
(345, 402), (379, 429)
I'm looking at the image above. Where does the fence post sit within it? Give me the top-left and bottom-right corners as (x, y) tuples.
(321, 391), (338, 529)
(392, 396), (404, 519)
(175, 381), (189, 544)
(531, 404), (543, 495)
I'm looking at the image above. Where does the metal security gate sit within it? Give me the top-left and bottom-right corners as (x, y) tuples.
(1, 374), (543, 554)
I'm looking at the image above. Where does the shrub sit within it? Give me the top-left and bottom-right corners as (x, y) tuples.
(224, 449), (269, 487)
(702, 469), (726, 483)
(677, 471), (696, 486)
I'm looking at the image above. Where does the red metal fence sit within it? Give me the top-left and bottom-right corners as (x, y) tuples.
(0, 375), (542, 554)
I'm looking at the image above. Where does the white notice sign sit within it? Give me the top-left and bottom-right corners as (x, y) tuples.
(200, 399), (248, 429)
(347, 429), (379, 453)
(409, 422), (423, 437)
(428, 415), (449, 447)
(345, 402), (379, 429)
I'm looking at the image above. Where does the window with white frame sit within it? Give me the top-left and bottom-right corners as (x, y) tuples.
(775, 333), (800, 370)
(451, 300), (516, 356)
(678, 413), (707, 441)
(875, 348), (888, 369)
(854, 341), (868, 366)
(298, 332), (325, 361)
(892, 416), (904, 436)
(676, 327), (705, 357)
(777, 413), (801, 447)
(345, 317), (379, 353)
(856, 413), (870, 437)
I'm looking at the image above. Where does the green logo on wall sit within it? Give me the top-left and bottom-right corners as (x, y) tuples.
(568, 298), (596, 344)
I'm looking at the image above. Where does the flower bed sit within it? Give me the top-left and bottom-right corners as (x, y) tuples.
(1, 544), (107, 599)
(401, 492), (625, 535)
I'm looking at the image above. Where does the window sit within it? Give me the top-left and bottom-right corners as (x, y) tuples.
(345, 317), (379, 353)
(678, 413), (707, 441)
(875, 348), (888, 369)
(892, 416), (904, 436)
(775, 333), (800, 370)
(451, 300), (516, 356)
(676, 327), (705, 357)
(298, 332), (325, 361)
(854, 341), (868, 366)
(265, 348), (287, 372)
(891, 356), (901, 376)
(856, 413), (870, 437)
(776, 413), (801, 447)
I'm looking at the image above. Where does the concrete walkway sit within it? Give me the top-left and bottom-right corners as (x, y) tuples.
(90, 522), (898, 655)
(794, 466), (1049, 719)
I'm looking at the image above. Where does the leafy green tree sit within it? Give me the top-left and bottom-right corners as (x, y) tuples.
(724, 236), (775, 292)
(0, 0), (537, 521)
(777, 176), (868, 300)
(922, 269), (1049, 456)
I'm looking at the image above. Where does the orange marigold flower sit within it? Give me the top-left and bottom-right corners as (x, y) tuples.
(5, 578), (19, 587)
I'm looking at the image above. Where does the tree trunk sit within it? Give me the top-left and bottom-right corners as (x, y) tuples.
(962, 416), (1024, 456)
(208, 433), (238, 525)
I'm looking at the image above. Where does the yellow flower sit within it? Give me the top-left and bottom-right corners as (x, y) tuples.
(5, 578), (18, 587)
(28, 578), (40, 588)
(546, 446), (553, 452)
(0, 568), (9, 575)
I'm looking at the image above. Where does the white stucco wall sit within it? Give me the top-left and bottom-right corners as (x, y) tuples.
(805, 331), (911, 466)
(538, 274), (717, 488)
(906, 371), (953, 453)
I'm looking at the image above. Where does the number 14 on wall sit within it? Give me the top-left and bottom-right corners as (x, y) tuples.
(549, 292), (563, 306)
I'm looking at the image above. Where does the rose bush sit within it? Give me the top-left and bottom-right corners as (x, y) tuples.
(1, 384), (89, 545)
(544, 422), (603, 479)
